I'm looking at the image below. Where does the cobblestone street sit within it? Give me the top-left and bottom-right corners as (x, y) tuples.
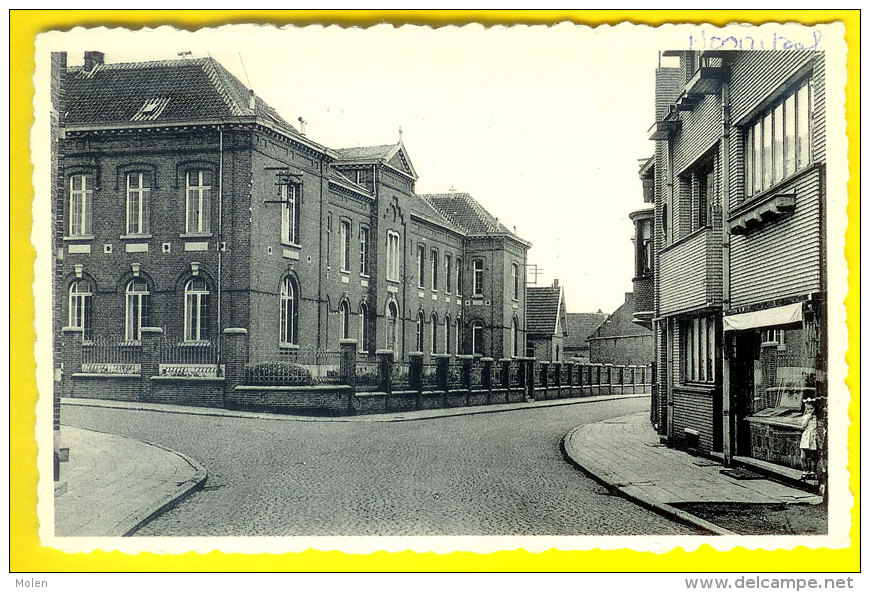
(62, 397), (696, 536)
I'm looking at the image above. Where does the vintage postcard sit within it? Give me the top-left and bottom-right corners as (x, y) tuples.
(15, 12), (857, 571)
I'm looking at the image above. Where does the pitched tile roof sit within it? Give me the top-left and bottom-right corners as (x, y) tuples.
(526, 285), (564, 336)
(65, 57), (300, 136)
(565, 312), (609, 349)
(334, 144), (397, 161)
(589, 293), (653, 340)
(419, 193), (515, 236)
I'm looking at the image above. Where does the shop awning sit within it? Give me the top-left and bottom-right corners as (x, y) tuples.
(723, 302), (803, 332)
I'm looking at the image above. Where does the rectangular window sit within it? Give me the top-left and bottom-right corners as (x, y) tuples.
(126, 172), (151, 235)
(69, 174), (93, 236)
(444, 255), (452, 293)
(185, 170), (211, 234)
(359, 226), (369, 275)
(280, 183), (299, 245)
(386, 231), (400, 282)
(340, 220), (351, 272)
(325, 213), (332, 268)
(745, 79), (813, 198)
(473, 259), (484, 296)
(417, 245), (426, 288)
(456, 258), (462, 296)
(430, 250), (438, 291)
(682, 316), (716, 383)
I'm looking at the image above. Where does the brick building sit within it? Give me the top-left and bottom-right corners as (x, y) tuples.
(525, 280), (568, 361)
(563, 311), (607, 362)
(587, 292), (653, 366)
(52, 52), (531, 375)
(644, 50), (827, 472)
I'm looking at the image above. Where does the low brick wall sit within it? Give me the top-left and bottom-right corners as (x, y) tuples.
(69, 374), (143, 401)
(353, 392), (387, 415)
(229, 385), (354, 416)
(148, 376), (225, 408)
(386, 391), (417, 412)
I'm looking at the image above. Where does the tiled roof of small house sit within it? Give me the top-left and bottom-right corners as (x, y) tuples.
(565, 312), (609, 349)
(589, 293), (653, 340)
(65, 57), (300, 135)
(526, 285), (565, 336)
(419, 193), (514, 236)
(408, 195), (465, 235)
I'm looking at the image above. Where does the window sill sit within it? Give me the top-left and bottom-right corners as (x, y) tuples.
(180, 232), (213, 239)
(279, 343), (300, 350)
(675, 382), (718, 393)
(359, 273), (370, 279)
(120, 233), (152, 240)
(340, 269), (351, 275)
(280, 241), (301, 249)
(181, 340), (212, 346)
(63, 235), (94, 242)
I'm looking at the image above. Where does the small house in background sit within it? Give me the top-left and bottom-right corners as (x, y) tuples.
(588, 292), (654, 366)
(525, 280), (568, 361)
(564, 311), (608, 362)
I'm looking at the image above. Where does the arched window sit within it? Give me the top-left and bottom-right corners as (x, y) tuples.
(386, 301), (399, 351)
(358, 303), (369, 352)
(431, 312), (439, 354)
(471, 321), (484, 356)
(339, 300), (350, 340)
(68, 280), (93, 339)
(415, 310), (425, 352)
(279, 276), (299, 346)
(184, 278), (210, 342)
(444, 314), (452, 354)
(125, 278), (150, 341)
(511, 316), (519, 358)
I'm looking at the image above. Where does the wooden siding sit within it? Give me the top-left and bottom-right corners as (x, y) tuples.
(729, 52), (818, 124)
(673, 94), (721, 175)
(673, 386), (717, 453)
(658, 227), (722, 315)
(729, 167), (822, 308)
(812, 59), (826, 165)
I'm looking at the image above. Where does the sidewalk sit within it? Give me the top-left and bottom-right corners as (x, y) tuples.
(55, 426), (207, 536)
(563, 412), (822, 535)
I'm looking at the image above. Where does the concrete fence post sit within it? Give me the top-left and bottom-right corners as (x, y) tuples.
(456, 354), (473, 406)
(539, 361), (549, 398)
(223, 328), (249, 407)
(553, 361), (562, 396)
(376, 350), (394, 396)
(339, 339), (358, 388)
(481, 357), (494, 403)
(523, 357), (536, 401)
(565, 361), (575, 395)
(140, 326), (164, 402)
(409, 351), (423, 409)
(434, 354), (450, 392)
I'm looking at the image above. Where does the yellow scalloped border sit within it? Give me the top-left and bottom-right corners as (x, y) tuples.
(11, 9), (860, 572)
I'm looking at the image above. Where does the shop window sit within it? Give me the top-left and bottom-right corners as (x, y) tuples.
(681, 316), (716, 383)
(745, 78), (812, 197)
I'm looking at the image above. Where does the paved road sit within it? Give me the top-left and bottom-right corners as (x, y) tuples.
(62, 397), (696, 536)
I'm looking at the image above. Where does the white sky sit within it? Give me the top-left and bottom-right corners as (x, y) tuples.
(50, 24), (670, 313)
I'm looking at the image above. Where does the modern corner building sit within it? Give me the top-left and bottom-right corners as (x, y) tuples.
(51, 51), (531, 369)
(643, 50), (827, 472)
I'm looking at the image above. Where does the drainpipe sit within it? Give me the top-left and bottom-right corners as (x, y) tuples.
(217, 128), (224, 365)
(720, 80), (733, 464)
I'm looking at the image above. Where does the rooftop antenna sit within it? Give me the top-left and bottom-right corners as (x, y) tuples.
(398, 124), (403, 140)
(238, 52), (253, 89)
(178, 51), (192, 59)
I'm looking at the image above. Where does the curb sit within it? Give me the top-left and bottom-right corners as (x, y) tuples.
(561, 425), (738, 537)
(62, 426), (208, 537)
(62, 392), (649, 424)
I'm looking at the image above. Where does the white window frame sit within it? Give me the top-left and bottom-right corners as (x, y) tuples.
(359, 226), (369, 276)
(386, 301), (399, 351)
(185, 170), (211, 235)
(511, 263), (519, 300)
(473, 259), (484, 296)
(431, 312), (439, 354)
(339, 300), (350, 340)
(68, 280), (93, 338)
(444, 314), (451, 354)
(444, 254), (452, 294)
(430, 250), (439, 292)
(456, 258), (462, 296)
(279, 276), (298, 347)
(415, 311), (425, 352)
(183, 278), (210, 342)
(386, 231), (400, 282)
(417, 245), (426, 288)
(471, 321), (484, 356)
(682, 316), (716, 384)
(126, 172), (150, 236)
(358, 303), (369, 352)
(125, 278), (150, 342)
(340, 220), (351, 272)
(69, 174), (93, 237)
(280, 183), (299, 245)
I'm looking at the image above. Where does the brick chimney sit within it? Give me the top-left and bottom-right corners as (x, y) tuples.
(83, 51), (104, 72)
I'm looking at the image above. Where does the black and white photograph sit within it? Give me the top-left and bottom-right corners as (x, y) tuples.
(29, 20), (851, 556)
